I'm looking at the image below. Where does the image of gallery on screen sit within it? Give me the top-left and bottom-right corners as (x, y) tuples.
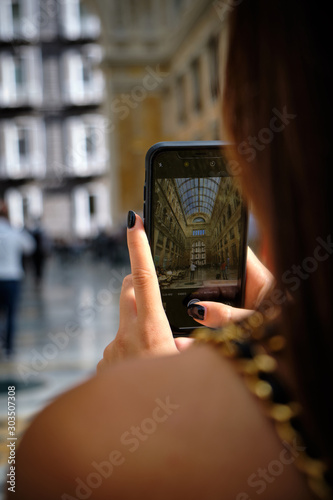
(153, 176), (244, 288)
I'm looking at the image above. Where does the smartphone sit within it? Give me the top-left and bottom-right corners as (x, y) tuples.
(144, 141), (248, 334)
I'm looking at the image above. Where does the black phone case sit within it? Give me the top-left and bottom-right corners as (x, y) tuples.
(144, 141), (228, 232)
(144, 141), (248, 334)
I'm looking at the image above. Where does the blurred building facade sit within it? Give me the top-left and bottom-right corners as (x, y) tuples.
(91, 0), (228, 224)
(0, 0), (111, 241)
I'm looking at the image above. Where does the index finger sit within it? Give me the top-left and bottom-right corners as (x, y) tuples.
(127, 211), (163, 317)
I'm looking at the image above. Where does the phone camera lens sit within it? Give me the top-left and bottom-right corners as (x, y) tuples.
(210, 161), (216, 167)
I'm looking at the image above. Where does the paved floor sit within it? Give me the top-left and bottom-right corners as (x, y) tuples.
(0, 252), (130, 497)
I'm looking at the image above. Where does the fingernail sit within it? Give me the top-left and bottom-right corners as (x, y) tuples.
(127, 210), (136, 229)
(187, 305), (206, 321)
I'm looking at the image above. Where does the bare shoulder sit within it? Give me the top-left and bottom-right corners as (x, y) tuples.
(14, 345), (312, 500)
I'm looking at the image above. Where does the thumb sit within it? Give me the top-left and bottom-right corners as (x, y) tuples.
(187, 301), (253, 329)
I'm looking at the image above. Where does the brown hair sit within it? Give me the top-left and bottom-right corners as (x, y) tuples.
(223, 0), (333, 467)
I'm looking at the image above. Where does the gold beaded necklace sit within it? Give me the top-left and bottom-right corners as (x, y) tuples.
(192, 312), (333, 500)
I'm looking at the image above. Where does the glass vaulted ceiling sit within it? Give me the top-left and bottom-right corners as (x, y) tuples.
(175, 177), (221, 221)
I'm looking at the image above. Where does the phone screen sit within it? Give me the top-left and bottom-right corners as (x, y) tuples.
(145, 143), (247, 333)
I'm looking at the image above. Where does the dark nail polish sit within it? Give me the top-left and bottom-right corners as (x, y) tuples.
(127, 210), (136, 229)
(187, 305), (206, 321)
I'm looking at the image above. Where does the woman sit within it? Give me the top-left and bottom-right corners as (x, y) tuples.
(12, 1), (332, 499)
(0, 202), (35, 357)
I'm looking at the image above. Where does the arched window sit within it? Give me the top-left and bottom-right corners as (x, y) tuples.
(191, 240), (206, 266)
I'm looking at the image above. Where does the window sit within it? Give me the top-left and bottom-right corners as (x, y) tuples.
(11, 0), (20, 25)
(112, 2), (127, 31)
(191, 240), (206, 265)
(0, 118), (45, 179)
(134, 0), (154, 31)
(5, 186), (43, 228)
(89, 194), (96, 215)
(62, 46), (104, 105)
(0, 0), (39, 41)
(66, 115), (108, 175)
(61, 0), (101, 40)
(193, 217), (205, 223)
(14, 54), (25, 87)
(174, 0), (185, 11)
(191, 58), (202, 113)
(176, 75), (186, 123)
(82, 58), (92, 83)
(211, 121), (220, 141)
(0, 47), (42, 107)
(79, 0), (100, 38)
(193, 229), (205, 236)
(208, 36), (220, 100)
(79, 1), (89, 21)
(85, 125), (97, 156)
(73, 183), (111, 237)
(17, 128), (29, 158)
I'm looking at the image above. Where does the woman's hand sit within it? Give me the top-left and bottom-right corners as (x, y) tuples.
(97, 212), (178, 373)
(187, 247), (275, 329)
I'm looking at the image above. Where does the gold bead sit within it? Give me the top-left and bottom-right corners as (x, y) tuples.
(307, 476), (332, 499)
(253, 380), (273, 400)
(254, 354), (278, 373)
(220, 341), (238, 358)
(224, 325), (238, 341)
(275, 421), (299, 442)
(236, 359), (258, 375)
(193, 329), (213, 341)
(268, 335), (286, 352)
(270, 404), (294, 422)
(244, 375), (272, 399)
(247, 312), (264, 330)
(297, 456), (326, 478)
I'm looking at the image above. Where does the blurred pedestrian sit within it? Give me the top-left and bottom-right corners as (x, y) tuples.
(190, 261), (196, 281)
(29, 219), (51, 289)
(92, 228), (110, 261)
(0, 201), (35, 357)
(221, 260), (228, 279)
